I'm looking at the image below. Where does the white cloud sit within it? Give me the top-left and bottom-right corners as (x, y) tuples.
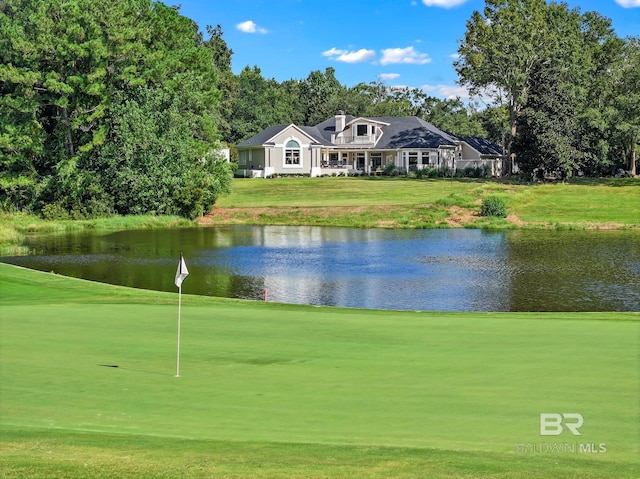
(450, 53), (460, 59)
(236, 20), (268, 34)
(379, 73), (401, 80)
(421, 84), (471, 99)
(380, 46), (431, 65)
(438, 85), (471, 99)
(323, 47), (376, 63)
(614, 0), (640, 7)
(322, 47), (344, 57)
(422, 0), (469, 7)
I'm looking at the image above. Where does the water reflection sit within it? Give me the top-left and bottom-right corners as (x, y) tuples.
(2, 226), (639, 312)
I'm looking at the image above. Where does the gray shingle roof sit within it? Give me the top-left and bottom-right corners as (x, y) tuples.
(456, 136), (503, 156)
(236, 116), (499, 153)
(236, 125), (289, 147)
(370, 117), (458, 149)
(236, 124), (333, 148)
(313, 115), (458, 149)
(298, 126), (335, 146)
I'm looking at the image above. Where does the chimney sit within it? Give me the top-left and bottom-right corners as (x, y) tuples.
(335, 110), (346, 133)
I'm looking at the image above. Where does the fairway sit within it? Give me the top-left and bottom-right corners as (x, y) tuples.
(1, 263), (638, 478)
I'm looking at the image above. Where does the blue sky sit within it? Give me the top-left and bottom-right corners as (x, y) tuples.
(178, 0), (640, 100)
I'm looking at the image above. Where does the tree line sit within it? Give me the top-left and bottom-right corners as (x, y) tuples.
(1, 0), (232, 219)
(456, 0), (639, 178)
(210, 1), (638, 180)
(1, 0), (638, 219)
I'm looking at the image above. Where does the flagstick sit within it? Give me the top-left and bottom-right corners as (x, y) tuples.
(174, 252), (188, 378)
(175, 283), (182, 378)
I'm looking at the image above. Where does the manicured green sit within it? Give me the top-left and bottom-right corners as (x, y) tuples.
(1, 263), (638, 478)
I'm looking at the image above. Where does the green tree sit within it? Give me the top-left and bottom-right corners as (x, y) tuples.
(608, 37), (640, 175)
(229, 66), (276, 143)
(95, 88), (231, 219)
(423, 98), (487, 137)
(456, 0), (627, 178)
(299, 67), (345, 125)
(204, 24), (237, 144)
(0, 0), (230, 217)
(353, 82), (428, 117)
(455, 0), (552, 175)
(513, 63), (582, 179)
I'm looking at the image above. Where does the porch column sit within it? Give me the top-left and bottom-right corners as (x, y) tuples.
(264, 147), (275, 178)
(310, 146), (322, 177)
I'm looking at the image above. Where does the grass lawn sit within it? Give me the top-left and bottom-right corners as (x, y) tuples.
(209, 176), (640, 229)
(1, 178), (638, 254)
(1, 263), (638, 478)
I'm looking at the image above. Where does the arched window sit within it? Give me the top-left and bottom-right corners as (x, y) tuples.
(284, 140), (301, 166)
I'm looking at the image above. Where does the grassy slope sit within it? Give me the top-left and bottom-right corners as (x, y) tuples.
(2, 178), (638, 253)
(1, 263), (639, 478)
(211, 177), (640, 228)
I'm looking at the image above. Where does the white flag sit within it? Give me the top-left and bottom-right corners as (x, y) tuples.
(175, 254), (189, 288)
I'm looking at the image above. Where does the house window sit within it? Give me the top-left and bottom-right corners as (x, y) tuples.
(356, 124), (368, 136)
(284, 140), (301, 166)
(408, 152), (418, 171)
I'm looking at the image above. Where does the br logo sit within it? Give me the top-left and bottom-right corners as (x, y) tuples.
(540, 413), (584, 436)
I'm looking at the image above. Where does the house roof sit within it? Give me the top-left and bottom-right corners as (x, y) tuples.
(236, 125), (289, 147)
(297, 126), (334, 146)
(237, 115), (499, 153)
(236, 124), (333, 148)
(370, 117), (458, 149)
(456, 136), (503, 156)
(314, 115), (458, 149)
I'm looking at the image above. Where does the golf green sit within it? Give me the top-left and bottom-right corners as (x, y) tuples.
(1, 263), (638, 478)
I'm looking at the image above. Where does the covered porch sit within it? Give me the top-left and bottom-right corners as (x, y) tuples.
(315, 148), (457, 176)
(318, 149), (402, 176)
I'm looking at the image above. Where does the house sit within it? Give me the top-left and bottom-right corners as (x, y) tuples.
(235, 111), (503, 177)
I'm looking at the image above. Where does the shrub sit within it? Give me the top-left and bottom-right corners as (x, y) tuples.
(383, 163), (398, 176)
(480, 196), (507, 217)
(41, 201), (71, 220)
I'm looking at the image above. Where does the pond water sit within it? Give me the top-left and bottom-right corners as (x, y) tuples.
(2, 226), (639, 312)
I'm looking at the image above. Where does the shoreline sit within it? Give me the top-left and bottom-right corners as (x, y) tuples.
(198, 204), (638, 231)
(2, 177), (639, 254)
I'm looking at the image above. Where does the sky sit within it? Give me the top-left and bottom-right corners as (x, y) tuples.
(177, 0), (640, 100)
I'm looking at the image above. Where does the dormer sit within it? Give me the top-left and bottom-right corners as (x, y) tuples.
(334, 117), (389, 147)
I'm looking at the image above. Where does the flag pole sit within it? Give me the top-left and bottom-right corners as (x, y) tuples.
(176, 282), (182, 378)
(174, 252), (189, 378)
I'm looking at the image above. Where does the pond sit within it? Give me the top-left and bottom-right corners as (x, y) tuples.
(2, 226), (639, 312)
